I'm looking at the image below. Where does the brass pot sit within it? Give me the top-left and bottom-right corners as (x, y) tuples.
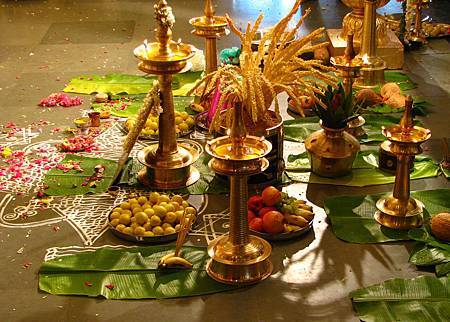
(305, 124), (360, 178)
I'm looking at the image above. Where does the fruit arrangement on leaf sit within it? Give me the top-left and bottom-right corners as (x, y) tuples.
(109, 192), (196, 238)
(248, 186), (314, 235)
(125, 111), (195, 137)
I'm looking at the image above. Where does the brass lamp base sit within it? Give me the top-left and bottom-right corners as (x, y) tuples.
(136, 140), (203, 190)
(206, 234), (273, 285)
(375, 196), (424, 230)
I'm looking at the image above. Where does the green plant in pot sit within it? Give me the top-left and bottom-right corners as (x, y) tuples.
(305, 83), (360, 178)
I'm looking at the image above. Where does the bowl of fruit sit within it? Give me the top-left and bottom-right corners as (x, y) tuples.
(108, 192), (197, 243)
(122, 111), (195, 140)
(248, 186), (314, 241)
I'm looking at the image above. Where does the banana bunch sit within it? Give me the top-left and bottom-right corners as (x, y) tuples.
(280, 193), (314, 232)
(158, 252), (193, 269)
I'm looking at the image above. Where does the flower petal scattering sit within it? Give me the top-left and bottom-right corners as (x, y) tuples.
(39, 93), (83, 107)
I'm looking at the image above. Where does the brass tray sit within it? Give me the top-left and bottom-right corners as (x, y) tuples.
(250, 221), (313, 241)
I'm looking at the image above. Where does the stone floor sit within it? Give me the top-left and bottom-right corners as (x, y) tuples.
(0, 0), (449, 321)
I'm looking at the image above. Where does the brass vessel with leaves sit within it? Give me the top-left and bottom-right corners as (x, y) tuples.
(305, 84), (360, 178)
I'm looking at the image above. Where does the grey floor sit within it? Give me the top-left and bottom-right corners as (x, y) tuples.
(0, 1), (449, 321)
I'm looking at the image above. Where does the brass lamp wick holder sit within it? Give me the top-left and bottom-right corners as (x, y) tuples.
(375, 96), (431, 230)
(205, 100), (273, 285)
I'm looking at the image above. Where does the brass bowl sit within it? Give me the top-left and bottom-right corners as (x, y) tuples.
(134, 42), (196, 75)
(190, 16), (228, 37)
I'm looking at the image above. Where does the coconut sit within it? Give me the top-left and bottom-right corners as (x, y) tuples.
(355, 89), (383, 107)
(384, 93), (406, 108)
(381, 82), (401, 98)
(431, 213), (450, 242)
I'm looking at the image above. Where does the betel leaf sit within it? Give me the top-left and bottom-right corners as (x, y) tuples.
(39, 246), (237, 299)
(63, 72), (202, 95)
(351, 275), (450, 322)
(324, 189), (450, 244)
(43, 155), (118, 195)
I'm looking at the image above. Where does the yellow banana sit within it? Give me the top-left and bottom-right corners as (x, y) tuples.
(294, 208), (314, 221)
(162, 256), (193, 269)
(285, 214), (309, 228)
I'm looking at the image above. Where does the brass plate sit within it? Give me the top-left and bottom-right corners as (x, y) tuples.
(250, 221), (313, 241)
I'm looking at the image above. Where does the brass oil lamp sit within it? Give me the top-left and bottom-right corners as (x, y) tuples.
(331, 34), (366, 139)
(409, 0), (429, 45)
(133, 0), (203, 189)
(375, 96), (431, 229)
(190, 0), (228, 74)
(331, 33), (362, 97)
(354, 0), (386, 89)
(205, 99), (273, 285)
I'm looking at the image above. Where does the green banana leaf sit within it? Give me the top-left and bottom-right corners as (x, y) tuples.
(92, 95), (195, 118)
(383, 71), (417, 91)
(43, 155), (118, 195)
(350, 275), (450, 322)
(63, 72), (202, 96)
(409, 243), (450, 276)
(285, 153), (438, 187)
(436, 262), (450, 276)
(283, 115), (422, 144)
(409, 227), (450, 253)
(324, 189), (450, 243)
(39, 246), (237, 299)
(120, 154), (230, 195)
(369, 98), (430, 116)
(287, 149), (429, 171)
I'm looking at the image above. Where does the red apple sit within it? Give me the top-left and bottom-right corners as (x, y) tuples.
(261, 186), (282, 207)
(262, 211), (285, 234)
(247, 195), (264, 212)
(248, 210), (256, 222)
(249, 217), (264, 232)
(258, 206), (277, 220)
